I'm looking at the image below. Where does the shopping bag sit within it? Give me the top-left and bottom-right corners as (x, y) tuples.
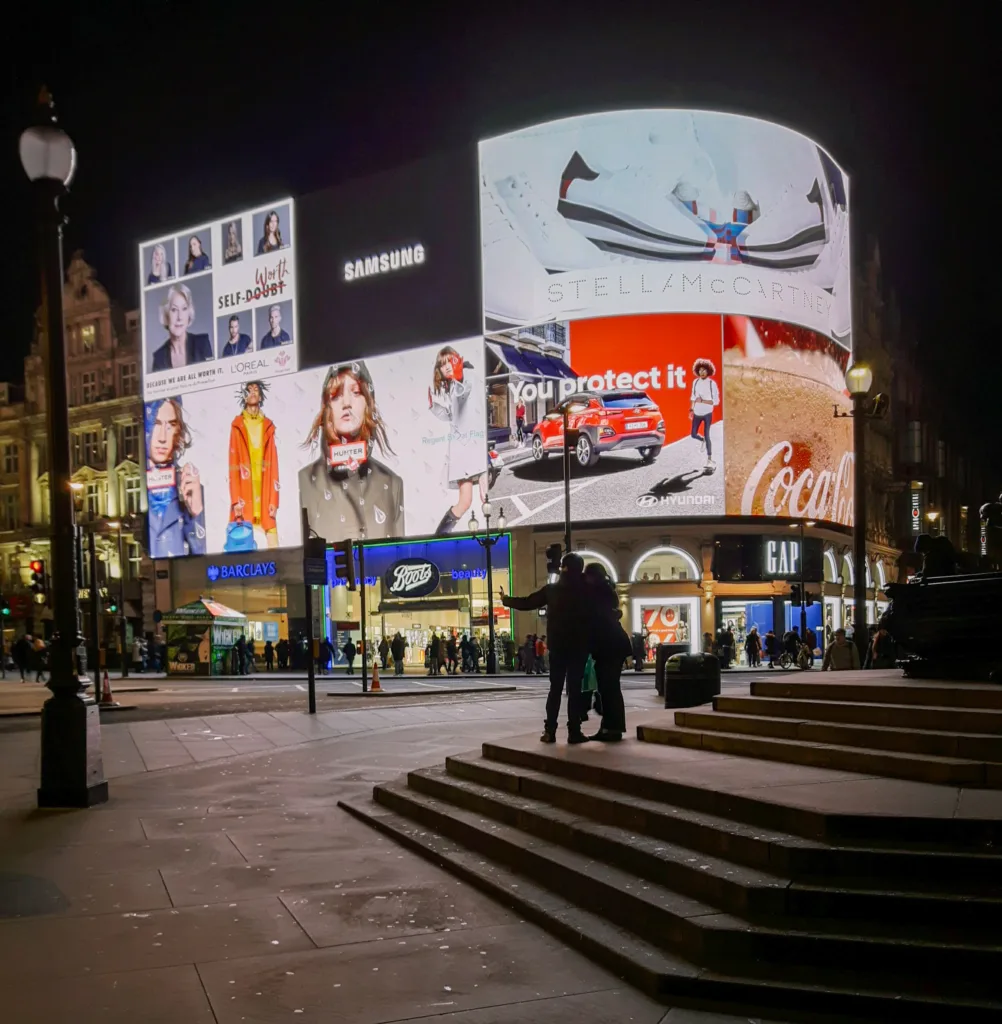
(582, 654), (598, 693)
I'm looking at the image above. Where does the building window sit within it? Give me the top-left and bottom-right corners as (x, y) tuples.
(2, 443), (18, 474)
(81, 370), (99, 404)
(127, 540), (142, 581)
(119, 362), (138, 396)
(74, 431), (104, 469)
(80, 323), (96, 352)
(0, 492), (18, 531)
(119, 422), (140, 462)
(86, 481), (102, 518)
(905, 421), (922, 465)
(124, 474), (142, 514)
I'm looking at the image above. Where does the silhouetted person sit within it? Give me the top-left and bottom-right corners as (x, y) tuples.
(915, 533), (958, 577)
(342, 638), (356, 674)
(501, 552), (592, 743)
(584, 563), (629, 741)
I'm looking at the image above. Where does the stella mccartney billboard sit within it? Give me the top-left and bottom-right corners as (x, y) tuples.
(138, 108), (853, 558)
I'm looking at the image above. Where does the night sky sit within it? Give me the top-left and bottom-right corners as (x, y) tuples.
(4, 3), (994, 472)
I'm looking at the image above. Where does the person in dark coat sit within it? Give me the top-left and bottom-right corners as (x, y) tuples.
(264, 640), (274, 671)
(342, 638), (356, 674)
(501, 552), (592, 743)
(446, 634), (459, 674)
(390, 632), (407, 675)
(584, 563), (630, 741)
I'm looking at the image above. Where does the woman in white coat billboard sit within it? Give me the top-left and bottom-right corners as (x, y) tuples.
(429, 346), (488, 534)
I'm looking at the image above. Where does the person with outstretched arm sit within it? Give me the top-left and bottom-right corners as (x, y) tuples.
(500, 553), (592, 744)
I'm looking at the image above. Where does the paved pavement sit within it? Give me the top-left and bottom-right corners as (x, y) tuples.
(0, 681), (787, 1024)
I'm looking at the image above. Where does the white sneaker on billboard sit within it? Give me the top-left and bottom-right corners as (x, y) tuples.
(494, 172), (611, 271)
(736, 180), (827, 269)
(480, 175), (554, 329)
(705, 458), (716, 472)
(557, 151), (715, 261)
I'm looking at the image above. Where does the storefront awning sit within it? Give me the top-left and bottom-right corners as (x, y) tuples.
(376, 596), (469, 615)
(487, 341), (576, 380)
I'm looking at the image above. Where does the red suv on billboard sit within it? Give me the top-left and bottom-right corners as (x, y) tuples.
(531, 390), (665, 468)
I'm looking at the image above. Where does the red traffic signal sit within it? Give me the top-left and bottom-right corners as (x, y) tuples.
(29, 559), (44, 574)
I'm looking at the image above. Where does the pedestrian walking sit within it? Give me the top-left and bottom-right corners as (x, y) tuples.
(264, 640), (274, 671)
(33, 635), (48, 682)
(13, 634), (30, 682)
(822, 628), (861, 670)
(745, 627), (762, 668)
(501, 552), (592, 744)
(864, 626), (895, 669)
(470, 637), (482, 673)
(429, 632), (443, 676)
(446, 634), (459, 674)
(246, 638), (256, 674)
(763, 629), (779, 668)
(523, 634), (536, 675)
(583, 563), (629, 741)
(378, 637), (389, 670)
(390, 632), (407, 675)
(343, 638), (356, 674)
(234, 634), (247, 676)
(515, 400), (526, 444)
(535, 635), (547, 674)
(277, 638), (288, 670)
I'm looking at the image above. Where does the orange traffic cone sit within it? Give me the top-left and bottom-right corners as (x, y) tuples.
(370, 661), (382, 692)
(100, 670), (114, 704)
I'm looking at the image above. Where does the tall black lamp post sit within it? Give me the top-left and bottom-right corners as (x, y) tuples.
(468, 501), (505, 674)
(843, 363), (873, 666)
(21, 90), (108, 807)
(790, 518), (816, 638)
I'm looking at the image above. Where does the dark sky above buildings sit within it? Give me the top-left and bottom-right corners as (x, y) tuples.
(3, 3), (993, 470)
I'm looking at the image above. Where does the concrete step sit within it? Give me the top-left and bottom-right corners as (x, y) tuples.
(338, 797), (1001, 1021)
(751, 679), (1002, 709)
(676, 709), (1002, 761)
(408, 765), (790, 919)
(479, 742), (1002, 850)
(716, 694), (1002, 734)
(340, 790), (1002, 1015)
(416, 764), (1002, 930)
(445, 753), (1002, 900)
(637, 722), (1001, 788)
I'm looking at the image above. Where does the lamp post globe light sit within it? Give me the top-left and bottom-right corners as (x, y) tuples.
(469, 502), (506, 674)
(846, 362), (872, 666)
(21, 89), (108, 808)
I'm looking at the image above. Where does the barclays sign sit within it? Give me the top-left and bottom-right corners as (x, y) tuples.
(206, 561), (278, 582)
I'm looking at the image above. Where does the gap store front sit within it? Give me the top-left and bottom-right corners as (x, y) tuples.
(322, 535), (512, 669)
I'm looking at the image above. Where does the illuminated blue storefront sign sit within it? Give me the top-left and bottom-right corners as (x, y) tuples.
(206, 560), (278, 582)
(326, 535), (510, 591)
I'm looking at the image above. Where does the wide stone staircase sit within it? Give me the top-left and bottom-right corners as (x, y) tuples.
(639, 677), (1002, 787)
(341, 731), (1002, 1021)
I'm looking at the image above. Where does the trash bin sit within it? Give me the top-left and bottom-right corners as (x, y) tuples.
(663, 653), (721, 709)
(655, 643), (691, 695)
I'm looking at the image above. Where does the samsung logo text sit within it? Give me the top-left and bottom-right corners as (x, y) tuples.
(344, 244), (425, 282)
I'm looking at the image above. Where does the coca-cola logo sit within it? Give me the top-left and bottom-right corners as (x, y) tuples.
(384, 558), (441, 598)
(740, 441), (854, 526)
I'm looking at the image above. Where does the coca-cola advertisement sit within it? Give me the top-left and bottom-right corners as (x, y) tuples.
(484, 312), (725, 523)
(722, 315), (853, 525)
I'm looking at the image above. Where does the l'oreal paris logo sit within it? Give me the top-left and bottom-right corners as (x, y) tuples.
(344, 244), (425, 282)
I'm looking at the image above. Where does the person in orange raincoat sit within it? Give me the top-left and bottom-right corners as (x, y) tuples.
(229, 381), (280, 547)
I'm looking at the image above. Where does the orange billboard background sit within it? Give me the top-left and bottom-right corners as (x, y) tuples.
(567, 313), (724, 445)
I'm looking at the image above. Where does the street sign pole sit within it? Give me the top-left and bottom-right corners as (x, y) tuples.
(359, 542), (368, 693)
(301, 507), (317, 715)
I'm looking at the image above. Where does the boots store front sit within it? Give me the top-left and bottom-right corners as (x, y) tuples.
(140, 108), (896, 651)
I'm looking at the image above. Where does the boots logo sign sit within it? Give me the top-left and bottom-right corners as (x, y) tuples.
(384, 558), (440, 598)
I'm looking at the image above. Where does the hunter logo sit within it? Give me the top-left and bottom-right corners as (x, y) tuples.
(384, 557), (440, 598)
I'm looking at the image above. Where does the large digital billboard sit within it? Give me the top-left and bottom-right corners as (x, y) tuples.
(143, 337), (486, 557)
(479, 110), (850, 347)
(138, 199), (299, 401)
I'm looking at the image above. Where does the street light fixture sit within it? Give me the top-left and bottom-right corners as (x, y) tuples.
(468, 502), (506, 674)
(21, 89), (107, 808)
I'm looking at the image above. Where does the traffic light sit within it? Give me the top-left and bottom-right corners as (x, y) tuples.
(805, 590), (815, 607)
(545, 543), (563, 574)
(107, 598), (119, 614)
(332, 539), (356, 590)
(30, 559), (47, 599)
(0, 597), (10, 617)
(790, 584), (802, 606)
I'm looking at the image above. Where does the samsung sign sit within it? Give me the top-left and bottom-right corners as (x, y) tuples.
(206, 561), (277, 582)
(343, 244), (425, 282)
(383, 557), (441, 598)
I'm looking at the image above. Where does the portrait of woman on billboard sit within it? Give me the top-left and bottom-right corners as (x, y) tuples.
(183, 234), (211, 275)
(227, 381), (280, 552)
(146, 243), (172, 285)
(428, 346), (487, 534)
(298, 361), (404, 541)
(223, 220), (243, 264)
(257, 210), (284, 255)
(150, 283), (213, 372)
(145, 397), (206, 557)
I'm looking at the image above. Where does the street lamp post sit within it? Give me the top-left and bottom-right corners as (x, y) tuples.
(106, 519), (128, 678)
(469, 502), (506, 675)
(21, 89), (108, 807)
(845, 363), (873, 666)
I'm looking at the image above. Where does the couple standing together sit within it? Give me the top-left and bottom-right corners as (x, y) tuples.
(501, 553), (629, 743)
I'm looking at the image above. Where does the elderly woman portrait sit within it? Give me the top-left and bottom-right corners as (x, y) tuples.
(151, 282), (213, 372)
(298, 361), (403, 541)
